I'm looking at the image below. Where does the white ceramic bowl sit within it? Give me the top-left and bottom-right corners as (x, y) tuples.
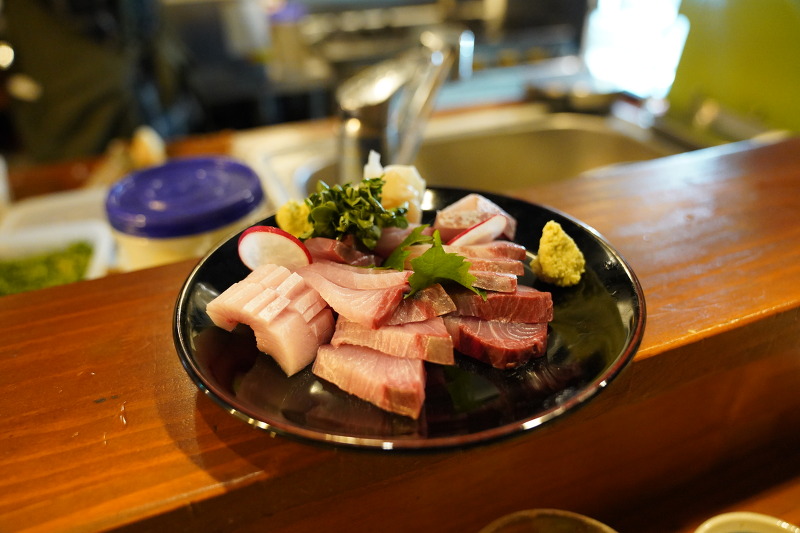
(695, 512), (800, 533)
(478, 509), (619, 533)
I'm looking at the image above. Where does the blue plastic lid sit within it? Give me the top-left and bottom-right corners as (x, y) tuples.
(105, 157), (264, 239)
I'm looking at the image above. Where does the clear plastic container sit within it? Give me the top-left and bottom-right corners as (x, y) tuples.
(105, 156), (265, 271)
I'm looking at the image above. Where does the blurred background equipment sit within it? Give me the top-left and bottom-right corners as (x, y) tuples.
(2, 0), (798, 169)
(2, 0), (201, 164)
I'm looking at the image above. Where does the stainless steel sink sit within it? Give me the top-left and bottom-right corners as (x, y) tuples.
(258, 104), (686, 202)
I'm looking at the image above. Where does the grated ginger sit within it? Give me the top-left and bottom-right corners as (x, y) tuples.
(530, 220), (585, 287)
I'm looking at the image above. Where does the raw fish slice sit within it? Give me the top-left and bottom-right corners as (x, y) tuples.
(299, 260), (411, 290)
(241, 289), (281, 321)
(288, 286), (329, 322)
(432, 193), (517, 241)
(386, 283), (456, 325)
(206, 265), (292, 330)
(404, 241), (527, 262)
(471, 271), (518, 293)
(238, 264), (297, 312)
(239, 266), (297, 317)
(254, 272), (309, 323)
(466, 257), (524, 276)
(313, 343), (426, 419)
(332, 316), (454, 365)
(307, 307), (336, 341)
(449, 242), (527, 261)
(449, 285), (553, 323)
(373, 224), (434, 258)
(206, 281), (269, 331)
(401, 252), (523, 275)
(252, 307), (335, 376)
(297, 269), (404, 328)
(248, 263), (292, 288)
(443, 316), (548, 369)
(304, 237), (378, 266)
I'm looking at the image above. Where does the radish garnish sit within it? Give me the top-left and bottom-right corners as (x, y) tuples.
(447, 214), (508, 246)
(238, 226), (312, 271)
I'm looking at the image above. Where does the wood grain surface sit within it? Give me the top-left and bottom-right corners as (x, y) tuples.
(1, 135), (799, 532)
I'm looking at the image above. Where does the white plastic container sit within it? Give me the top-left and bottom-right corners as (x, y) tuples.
(105, 157), (266, 271)
(0, 186), (109, 232)
(0, 220), (114, 294)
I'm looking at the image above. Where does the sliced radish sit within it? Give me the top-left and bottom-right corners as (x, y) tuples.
(446, 214), (508, 246)
(238, 225), (312, 271)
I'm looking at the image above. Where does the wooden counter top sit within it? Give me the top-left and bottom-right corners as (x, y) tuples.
(1, 133), (799, 532)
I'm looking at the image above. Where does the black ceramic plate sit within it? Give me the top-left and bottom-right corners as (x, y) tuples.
(173, 188), (645, 450)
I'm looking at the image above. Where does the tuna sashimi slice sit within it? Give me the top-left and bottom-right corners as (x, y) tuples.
(313, 343), (426, 419)
(386, 283), (456, 325)
(449, 285), (553, 323)
(299, 260), (411, 290)
(332, 316), (454, 365)
(252, 307), (335, 376)
(296, 268), (404, 328)
(444, 316), (548, 369)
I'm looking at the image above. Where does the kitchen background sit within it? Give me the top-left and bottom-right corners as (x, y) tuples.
(0, 0), (798, 167)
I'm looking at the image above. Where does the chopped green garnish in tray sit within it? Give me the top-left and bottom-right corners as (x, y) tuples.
(0, 241), (93, 296)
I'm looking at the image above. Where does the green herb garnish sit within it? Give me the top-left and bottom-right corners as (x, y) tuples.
(302, 178), (408, 250)
(383, 225), (484, 299)
(381, 225), (431, 271)
(408, 231), (483, 298)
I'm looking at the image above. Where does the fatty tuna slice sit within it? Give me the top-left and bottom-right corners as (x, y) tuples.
(449, 285), (553, 323)
(313, 343), (426, 419)
(332, 316), (454, 365)
(252, 306), (335, 376)
(296, 268), (404, 328)
(443, 316), (548, 369)
(299, 260), (410, 290)
(386, 283), (456, 325)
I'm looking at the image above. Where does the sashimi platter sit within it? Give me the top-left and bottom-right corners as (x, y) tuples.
(173, 153), (645, 450)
